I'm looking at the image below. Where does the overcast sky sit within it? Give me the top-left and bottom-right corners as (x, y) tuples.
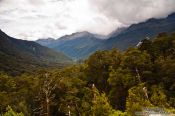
(0, 0), (175, 40)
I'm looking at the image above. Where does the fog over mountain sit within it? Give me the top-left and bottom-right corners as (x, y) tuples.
(0, 0), (175, 40)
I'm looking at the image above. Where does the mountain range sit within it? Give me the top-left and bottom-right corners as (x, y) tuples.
(0, 30), (72, 75)
(102, 13), (175, 50)
(37, 32), (106, 60)
(37, 13), (175, 60)
(1, 12), (175, 75)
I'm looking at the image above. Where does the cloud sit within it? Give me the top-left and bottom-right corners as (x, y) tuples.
(88, 0), (175, 25)
(0, 0), (175, 40)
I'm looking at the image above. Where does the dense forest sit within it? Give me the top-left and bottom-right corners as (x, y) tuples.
(0, 32), (175, 116)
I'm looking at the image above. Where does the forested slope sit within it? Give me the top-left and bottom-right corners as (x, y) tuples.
(0, 30), (72, 76)
(0, 32), (175, 115)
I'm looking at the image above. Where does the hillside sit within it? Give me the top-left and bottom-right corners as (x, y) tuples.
(0, 30), (72, 75)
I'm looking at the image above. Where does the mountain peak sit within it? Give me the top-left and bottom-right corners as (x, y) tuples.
(168, 12), (175, 19)
(36, 38), (56, 46)
(37, 38), (55, 41)
(72, 31), (91, 37)
(58, 31), (92, 41)
(108, 27), (127, 38)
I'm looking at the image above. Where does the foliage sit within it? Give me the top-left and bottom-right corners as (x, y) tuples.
(0, 33), (175, 115)
(2, 106), (24, 116)
(126, 83), (153, 115)
(109, 110), (128, 116)
(90, 85), (113, 116)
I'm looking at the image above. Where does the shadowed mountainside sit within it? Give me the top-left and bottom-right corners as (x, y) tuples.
(0, 30), (72, 75)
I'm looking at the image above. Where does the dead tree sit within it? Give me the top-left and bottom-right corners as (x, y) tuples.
(34, 73), (57, 116)
(135, 67), (142, 83)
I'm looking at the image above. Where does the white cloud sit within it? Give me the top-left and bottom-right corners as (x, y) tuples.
(0, 0), (175, 40)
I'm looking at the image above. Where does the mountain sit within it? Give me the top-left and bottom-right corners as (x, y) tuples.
(37, 31), (105, 60)
(108, 27), (127, 38)
(36, 38), (55, 46)
(0, 30), (72, 75)
(37, 13), (175, 60)
(101, 13), (175, 50)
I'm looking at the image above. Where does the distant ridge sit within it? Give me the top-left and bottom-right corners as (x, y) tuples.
(101, 12), (175, 50)
(37, 32), (105, 60)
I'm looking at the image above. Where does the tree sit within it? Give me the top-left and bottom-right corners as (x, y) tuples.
(150, 85), (168, 108)
(126, 83), (152, 116)
(109, 110), (127, 116)
(2, 106), (24, 116)
(0, 73), (16, 113)
(122, 48), (153, 83)
(139, 39), (157, 62)
(34, 73), (57, 116)
(153, 33), (175, 59)
(85, 49), (121, 92)
(108, 68), (138, 110)
(54, 65), (86, 115)
(122, 48), (152, 71)
(90, 84), (113, 116)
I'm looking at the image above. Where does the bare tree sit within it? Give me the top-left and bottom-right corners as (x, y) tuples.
(135, 67), (142, 83)
(34, 73), (57, 116)
(135, 68), (149, 100)
(143, 87), (149, 99)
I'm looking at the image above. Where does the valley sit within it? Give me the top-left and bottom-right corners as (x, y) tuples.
(0, 3), (175, 115)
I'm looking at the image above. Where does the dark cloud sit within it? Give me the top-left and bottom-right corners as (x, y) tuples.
(88, 0), (175, 25)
